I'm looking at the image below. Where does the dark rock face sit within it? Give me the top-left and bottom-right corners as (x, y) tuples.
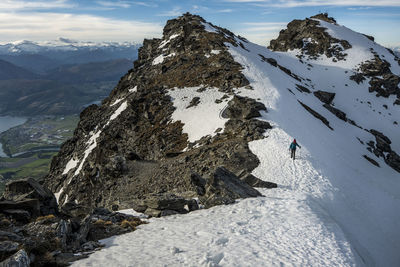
(187, 97), (200, 108)
(199, 167), (262, 208)
(349, 73), (366, 84)
(0, 249), (30, 267)
(363, 155), (380, 167)
(222, 95), (267, 119)
(370, 129), (391, 153)
(240, 174), (277, 188)
(366, 129), (400, 172)
(0, 241), (19, 261)
(296, 84), (311, 94)
(269, 13), (351, 61)
(259, 54), (303, 82)
(0, 200), (40, 221)
(131, 193), (199, 217)
(44, 13), (275, 214)
(0, 178), (146, 266)
(314, 91), (335, 104)
(356, 52), (400, 103)
(385, 152), (400, 172)
(323, 104), (347, 121)
(298, 101), (333, 130)
(2, 178), (57, 216)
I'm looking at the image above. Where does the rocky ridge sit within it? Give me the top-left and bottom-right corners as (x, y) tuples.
(0, 178), (145, 266)
(269, 13), (351, 61)
(269, 13), (400, 172)
(2, 12), (399, 266)
(44, 13), (275, 217)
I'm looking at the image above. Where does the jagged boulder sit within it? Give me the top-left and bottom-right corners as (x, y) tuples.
(366, 129), (400, 173)
(314, 91), (335, 104)
(199, 167), (262, 208)
(0, 206), (146, 266)
(323, 104), (347, 121)
(298, 101), (333, 130)
(349, 73), (366, 84)
(363, 155), (380, 167)
(240, 174), (277, 189)
(0, 200), (40, 221)
(0, 249), (30, 267)
(269, 13), (351, 61)
(357, 53), (400, 100)
(2, 178), (57, 216)
(0, 241), (19, 262)
(370, 129), (392, 153)
(131, 193), (199, 217)
(222, 95), (267, 119)
(60, 202), (91, 218)
(385, 151), (400, 173)
(295, 84), (311, 93)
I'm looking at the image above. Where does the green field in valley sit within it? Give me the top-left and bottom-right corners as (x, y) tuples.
(0, 115), (78, 193)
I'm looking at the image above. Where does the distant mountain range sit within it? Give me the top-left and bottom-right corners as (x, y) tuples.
(393, 47), (400, 57)
(0, 39), (140, 116)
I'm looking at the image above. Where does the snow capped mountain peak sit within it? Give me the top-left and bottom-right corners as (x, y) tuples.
(42, 13), (399, 266)
(0, 38), (140, 55)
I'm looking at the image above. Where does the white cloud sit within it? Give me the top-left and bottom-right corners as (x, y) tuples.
(347, 6), (372, 10)
(0, 0), (74, 10)
(236, 22), (288, 46)
(96, 1), (131, 9)
(242, 22), (287, 31)
(157, 7), (183, 17)
(0, 12), (162, 43)
(217, 9), (234, 13)
(133, 1), (158, 8)
(237, 31), (280, 46)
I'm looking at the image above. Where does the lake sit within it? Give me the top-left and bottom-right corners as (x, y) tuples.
(0, 116), (27, 157)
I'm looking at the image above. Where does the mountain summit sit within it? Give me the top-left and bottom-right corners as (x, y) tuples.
(46, 13), (400, 266)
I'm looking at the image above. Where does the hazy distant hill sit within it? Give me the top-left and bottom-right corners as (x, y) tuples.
(0, 39), (139, 116)
(0, 59), (38, 80)
(45, 59), (132, 83)
(0, 39), (140, 72)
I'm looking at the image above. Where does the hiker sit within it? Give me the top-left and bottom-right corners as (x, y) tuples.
(289, 139), (301, 160)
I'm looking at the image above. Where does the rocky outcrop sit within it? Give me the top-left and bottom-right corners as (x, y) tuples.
(240, 173), (277, 189)
(314, 90), (335, 104)
(221, 95), (267, 119)
(363, 155), (380, 167)
(269, 13), (351, 61)
(323, 104), (347, 121)
(355, 51), (400, 103)
(132, 193), (199, 217)
(2, 178), (57, 216)
(298, 101), (333, 130)
(0, 249), (30, 267)
(349, 73), (366, 84)
(296, 84), (311, 94)
(0, 178), (146, 266)
(44, 13), (275, 215)
(199, 167), (262, 208)
(366, 129), (400, 172)
(259, 54), (303, 82)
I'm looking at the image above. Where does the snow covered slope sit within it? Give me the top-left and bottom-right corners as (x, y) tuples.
(73, 15), (400, 267)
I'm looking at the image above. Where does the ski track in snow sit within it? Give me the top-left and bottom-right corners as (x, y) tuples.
(74, 22), (400, 267)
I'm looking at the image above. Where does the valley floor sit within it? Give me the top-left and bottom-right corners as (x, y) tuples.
(73, 128), (363, 267)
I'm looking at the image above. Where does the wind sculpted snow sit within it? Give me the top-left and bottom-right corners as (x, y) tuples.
(226, 32), (400, 266)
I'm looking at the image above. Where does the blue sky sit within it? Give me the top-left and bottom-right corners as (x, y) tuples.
(0, 0), (399, 47)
